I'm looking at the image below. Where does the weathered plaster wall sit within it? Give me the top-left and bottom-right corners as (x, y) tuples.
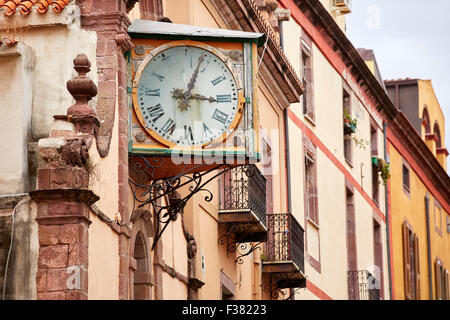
(0, 196), (38, 300)
(0, 44), (34, 194)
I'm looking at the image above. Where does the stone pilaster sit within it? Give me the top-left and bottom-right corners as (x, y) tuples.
(76, 0), (133, 299)
(31, 55), (99, 300)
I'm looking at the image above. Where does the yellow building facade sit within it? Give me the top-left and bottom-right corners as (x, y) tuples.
(385, 78), (450, 300)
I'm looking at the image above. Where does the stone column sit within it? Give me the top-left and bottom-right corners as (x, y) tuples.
(30, 55), (99, 300)
(76, 0), (133, 299)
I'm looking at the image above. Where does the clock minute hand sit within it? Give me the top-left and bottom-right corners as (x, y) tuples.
(186, 53), (205, 93)
(178, 53), (205, 111)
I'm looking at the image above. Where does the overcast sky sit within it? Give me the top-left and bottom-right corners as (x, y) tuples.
(346, 0), (450, 150)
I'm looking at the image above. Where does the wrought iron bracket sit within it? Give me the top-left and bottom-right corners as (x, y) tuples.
(262, 272), (306, 300)
(129, 155), (238, 250)
(218, 223), (264, 264)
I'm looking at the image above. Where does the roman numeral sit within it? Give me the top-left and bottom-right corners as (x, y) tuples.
(151, 71), (165, 82)
(147, 104), (164, 122)
(212, 109), (228, 124)
(216, 94), (231, 103)
(211, 75), (226, 86)
(161, 118), (176, 135)
(184, 125), (194, 142)
(144, 88), (160, 97)
(202, 122), (213, 139)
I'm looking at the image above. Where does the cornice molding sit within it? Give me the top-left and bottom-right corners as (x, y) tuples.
(293, 0), (398, 120)
(390, 112), (450, 204)
(211, 0), (303, 105)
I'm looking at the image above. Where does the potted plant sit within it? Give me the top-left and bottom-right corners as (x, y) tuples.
(371, 156), (379, 167)
(376, 158), (391, 185)
(343, 109), (357, 135)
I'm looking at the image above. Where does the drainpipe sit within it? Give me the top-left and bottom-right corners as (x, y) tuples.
(425, 193), (433, 300)
(284, 108), (292, 214)
(383, 121), (393, 300)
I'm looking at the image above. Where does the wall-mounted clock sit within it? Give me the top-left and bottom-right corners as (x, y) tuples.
(127, 20), (265, 179)
(133, 41), (244, 148)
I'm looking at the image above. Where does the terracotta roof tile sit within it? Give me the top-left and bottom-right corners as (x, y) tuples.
(0, 0), (69, 16)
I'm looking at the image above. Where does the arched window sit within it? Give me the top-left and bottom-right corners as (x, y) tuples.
(133, 232), (149, 300)
(422, 107), (431, 134)
(434, 122), (442, 149)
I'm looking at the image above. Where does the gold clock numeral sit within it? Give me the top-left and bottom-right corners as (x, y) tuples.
(212, 109), (229, 124)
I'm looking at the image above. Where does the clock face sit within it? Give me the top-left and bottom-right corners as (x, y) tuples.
(135, 44), (241, 147)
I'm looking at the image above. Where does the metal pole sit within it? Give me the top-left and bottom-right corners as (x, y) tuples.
(383, 121), (393, 300)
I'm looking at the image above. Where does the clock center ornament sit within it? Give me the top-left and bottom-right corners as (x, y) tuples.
(127, 21), (265, 250)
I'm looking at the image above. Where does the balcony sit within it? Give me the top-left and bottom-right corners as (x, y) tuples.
(262, 213), (306, 289)
(347, 270), (381, 300)
(218, 164), (267, 243)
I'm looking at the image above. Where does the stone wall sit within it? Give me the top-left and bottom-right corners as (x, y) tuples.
(0, 195), (37, 300)
(0, 213), (12, 297)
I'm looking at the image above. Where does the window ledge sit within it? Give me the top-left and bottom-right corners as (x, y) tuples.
(403, 185), (411, 198)
(307, 217), (320, 230)
(303, 114), (316, 127)
(345, 158), (353, 168)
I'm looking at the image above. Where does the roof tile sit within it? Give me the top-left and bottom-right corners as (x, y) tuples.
(0, 0), (68, 15)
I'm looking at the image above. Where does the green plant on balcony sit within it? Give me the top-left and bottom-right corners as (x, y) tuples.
(352, 136), (369, 149)
(376, 158), (391, 185)
(343, 109), (358, 135)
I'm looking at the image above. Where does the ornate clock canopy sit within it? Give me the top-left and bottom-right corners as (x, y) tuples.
(127, 20), (265, 180)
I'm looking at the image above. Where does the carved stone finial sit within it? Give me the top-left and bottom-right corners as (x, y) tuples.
(67, 54), (97, 117)
(66, 54), (99, 135)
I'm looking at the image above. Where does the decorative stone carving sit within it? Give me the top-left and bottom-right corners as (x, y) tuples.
(60, 138), (89, 167)
(66, 54), (99, 136)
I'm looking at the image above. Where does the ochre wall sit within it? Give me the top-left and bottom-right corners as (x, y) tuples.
(389, 143), (450, 300)
(418, 80), (447, 170)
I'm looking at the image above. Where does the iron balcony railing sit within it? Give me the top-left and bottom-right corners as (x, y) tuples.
(347, 270), (381, 300)
(220, 164), (266, 228)
(265, 213), (305, 274)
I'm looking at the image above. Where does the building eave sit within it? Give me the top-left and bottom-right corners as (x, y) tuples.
(293, 0), (398, 120)
(389, 112), (450, 207)
(211, 0), (304, 106)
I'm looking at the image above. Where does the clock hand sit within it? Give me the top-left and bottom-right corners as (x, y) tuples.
(178, 53), (205, 110)
(191, 94), (217, 103)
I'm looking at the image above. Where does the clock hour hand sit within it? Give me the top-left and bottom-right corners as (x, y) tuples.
(172, 90), (217, 103)
(191, 94), (217, 103)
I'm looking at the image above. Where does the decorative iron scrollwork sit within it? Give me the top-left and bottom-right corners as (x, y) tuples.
(129, 155), (236, 250)
(262, 273), (306, 300)
(218, 224), (263, 264)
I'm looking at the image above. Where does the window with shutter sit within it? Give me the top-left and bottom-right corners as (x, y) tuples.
(413, 235), (420, 299)
(402, 222), (411, 299)
(262, 140), (273, 214)
(435, 260), (441, 300)
(343, 89), (353, 164)
(301, 35), (314, 121)
(445, 269), (449, 300)
(305, 151), (318, 225)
